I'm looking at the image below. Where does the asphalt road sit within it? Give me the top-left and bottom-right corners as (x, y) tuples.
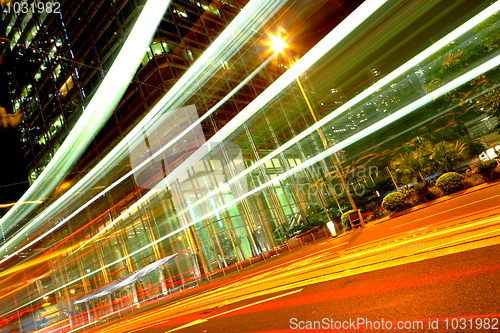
(132, 244), (500, 333)
(80, 183), (500, 333)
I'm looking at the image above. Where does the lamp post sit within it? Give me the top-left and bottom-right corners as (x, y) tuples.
(269, 34), (358, 213)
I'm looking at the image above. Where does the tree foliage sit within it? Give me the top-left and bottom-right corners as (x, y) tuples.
(474, 159), (499, 181)
(390, 139), (468, 183)
(422, 140), (467, 172)
(390, 150), (426, 183)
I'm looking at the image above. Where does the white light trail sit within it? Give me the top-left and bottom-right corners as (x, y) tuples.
(0, 0), (172, 243)
(5, 50), (500, 318)
(173, 0), (500, 215)
(132, 0), (500, 232)
(0, 0), (286, 262)
(73, 0), (389, 251)
(1, 0), (382, 258)
(217, 0), (500, 189)
(149, 49), (500, 253)
(64, 0), (500, 253)
(4, 0), (500, 317)
(0, 0), (389, 315)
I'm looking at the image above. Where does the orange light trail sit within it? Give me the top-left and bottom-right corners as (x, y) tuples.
(0, 200), (43, 208)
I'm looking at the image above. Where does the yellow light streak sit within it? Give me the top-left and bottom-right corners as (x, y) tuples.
(0, 0), (286, 263)
(7, 0), (500, 322)
(74, 0), (389, 255)
(31, 318), (69, 333)
(418, 228), (500, 252)
(0, 200), (42, 208)
(0, 241), (83, 281)
(28, 5), (497, 321)
(0, 0), (293, 318)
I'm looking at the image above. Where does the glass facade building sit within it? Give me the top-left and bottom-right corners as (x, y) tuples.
(2, 0), (500, 331)
(3, 0), (249, 184)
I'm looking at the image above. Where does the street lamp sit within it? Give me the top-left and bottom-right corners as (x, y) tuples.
(269, 34), (286, 53)
(269, 33), (359, 215)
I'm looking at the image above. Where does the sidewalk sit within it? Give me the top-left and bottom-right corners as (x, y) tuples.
(372, 180), (500, 226)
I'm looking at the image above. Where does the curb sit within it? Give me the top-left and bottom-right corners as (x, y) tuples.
(372, 180), (500, 226)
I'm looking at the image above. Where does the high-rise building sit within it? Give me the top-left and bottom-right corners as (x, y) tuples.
(3, 0), (253, 185)
(0, 0), (497, 331)
(1, 1), (356, 329)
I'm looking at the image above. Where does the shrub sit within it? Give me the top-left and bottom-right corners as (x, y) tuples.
(371, 207), (386, 220)
(381, 192), (406, 212)
(412, 181), (441, 203)
(474, 160), (499, 182)
(436, 172), (464, 195)
(406, 192), (423, 207)
(475, 159), (497, 173)
(461, 173), (485, 189)
(305, 204), (327, 227)
(340, 210), (354, 230)
(428, 186), (443, 199)
(493, 165), (500, 181)
(365, 202), (384, 220)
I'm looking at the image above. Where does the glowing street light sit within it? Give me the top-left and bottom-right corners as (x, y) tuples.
(270, 31), (359, 215)
(269, 34), (286, 53)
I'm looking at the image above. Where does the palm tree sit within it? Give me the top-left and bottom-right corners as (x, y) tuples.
(390, 139), (468, 183)
(422, 140), (467, 172)
(390, 150), (426, 183)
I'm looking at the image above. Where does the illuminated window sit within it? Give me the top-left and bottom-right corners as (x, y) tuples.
(11, 31), (21, 50)
(14, 100), (21, 113)
(47, 115), (64, 140)
(20, 84), (32, 99)
(38, 134), (48, 146)
(29, 171), (38, 185)
(221, 1), (237, 9)
(60, 75), (74, 97)
(184, 49), (194, 61)
(151, 41), (168, 55)
(173, 6), (188, 18)
(53, 63), (62, 79)
(193, 0), (220, 15)
(209, 4), (221, 16)
(5, 16), (15, 35)
(141, 41), (170, 66)
(20, 11), (32, 31)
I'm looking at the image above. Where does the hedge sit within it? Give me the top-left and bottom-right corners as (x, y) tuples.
(436, 172), (463, 195)
(340, 210), (354, 230)
(381, 192), (405, 212)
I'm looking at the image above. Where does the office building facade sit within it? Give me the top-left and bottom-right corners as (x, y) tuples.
(1, 0), (499, 331)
